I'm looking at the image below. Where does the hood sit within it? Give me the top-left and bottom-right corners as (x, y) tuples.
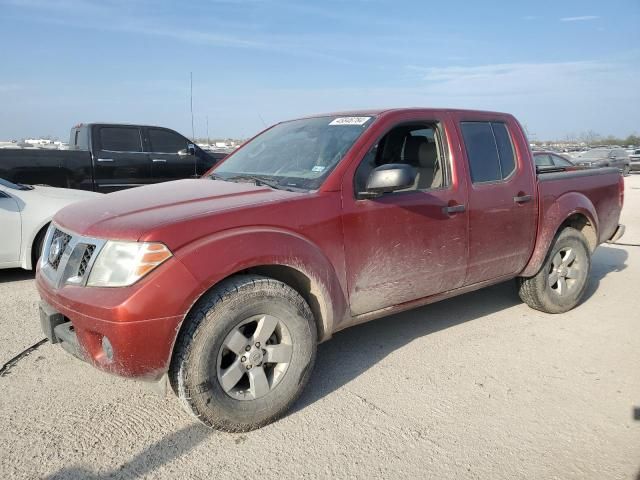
(54, 179), (302, 241)
(30, 185), (101, 200)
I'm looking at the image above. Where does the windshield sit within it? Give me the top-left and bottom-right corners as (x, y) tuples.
(212, 115), (375, 190)
(580, 149), (610, 159)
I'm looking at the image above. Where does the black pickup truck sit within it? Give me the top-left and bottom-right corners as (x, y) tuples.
(0, 123), (228, 192)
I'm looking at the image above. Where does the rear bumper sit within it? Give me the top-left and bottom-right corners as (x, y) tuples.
(36, 257), (200, 380)
(606, 224), (625, 244)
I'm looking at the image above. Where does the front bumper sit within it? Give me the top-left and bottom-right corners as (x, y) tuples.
(36, 255), (200, 380)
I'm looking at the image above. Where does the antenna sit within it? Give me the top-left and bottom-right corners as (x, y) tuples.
(257, 112), (267, 128)
(190, 72), (195, 140)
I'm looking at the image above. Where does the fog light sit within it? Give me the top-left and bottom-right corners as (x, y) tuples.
(102, 336), (114, 362)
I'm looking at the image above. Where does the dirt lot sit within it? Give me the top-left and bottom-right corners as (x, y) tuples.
(1, 176), (639, 480)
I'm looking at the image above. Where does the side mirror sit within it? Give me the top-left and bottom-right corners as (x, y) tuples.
(363, 164), (416, 196)
(178, 144), (197, 156)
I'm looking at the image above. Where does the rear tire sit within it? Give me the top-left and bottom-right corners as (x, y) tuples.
(169, 275), (317, 431)
(518, 227), (591, 313)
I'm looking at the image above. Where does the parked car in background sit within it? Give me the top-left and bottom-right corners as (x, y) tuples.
(0, 123), (228, 192)
(37, 108), (625, 431)
(574, 147), (631, 175)
(629, 149), (640, 172)
(0, 178), (100, 270)
(533, 151), (580, 170)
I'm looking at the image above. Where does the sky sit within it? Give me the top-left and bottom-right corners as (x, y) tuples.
(0, 0), (639, 141)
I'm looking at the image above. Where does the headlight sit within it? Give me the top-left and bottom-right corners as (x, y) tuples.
(87, 241), (172, 287)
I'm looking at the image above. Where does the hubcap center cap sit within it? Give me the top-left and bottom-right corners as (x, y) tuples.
(247, 349), (263, 366)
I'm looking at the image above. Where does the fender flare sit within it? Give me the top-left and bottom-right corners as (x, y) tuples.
(173, 226), (348, 341)
(520, 191), (598, 277)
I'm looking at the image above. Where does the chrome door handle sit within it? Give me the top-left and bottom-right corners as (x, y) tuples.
(514, 194), (532, 204)
(152, 158), (167, 163)
(97, 158), (114, 162)
(443, 204), (466, 215)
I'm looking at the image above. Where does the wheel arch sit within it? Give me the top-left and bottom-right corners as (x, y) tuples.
(21, 219), (51, 270)
(520, 192), (598, 277)
(170, 226), (348, 360)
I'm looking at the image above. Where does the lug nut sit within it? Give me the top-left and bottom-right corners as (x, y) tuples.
(245, 345), (251, 352)
(262, 349), (266, 355)
(241, 356), (246, 362)
(246, 365), (252, 370)
(255, 342), (261, 348)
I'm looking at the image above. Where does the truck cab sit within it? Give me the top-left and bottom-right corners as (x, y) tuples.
(70, 123), (226, 192)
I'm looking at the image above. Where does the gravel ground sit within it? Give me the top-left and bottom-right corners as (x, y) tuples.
(1, 176), (639, 480)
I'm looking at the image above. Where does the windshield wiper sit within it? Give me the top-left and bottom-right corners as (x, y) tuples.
(225, 175), (291, 191)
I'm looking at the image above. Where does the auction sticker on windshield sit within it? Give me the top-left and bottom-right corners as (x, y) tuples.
(329, 117), (371, 126)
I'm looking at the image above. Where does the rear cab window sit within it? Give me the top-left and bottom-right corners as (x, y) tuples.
(460, 121), (516, 183)
(99, 127), (143, 152)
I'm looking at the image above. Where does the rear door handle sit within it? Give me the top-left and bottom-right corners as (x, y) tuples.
(97, 158), (114, 162)
(514, 194), (532, 204)
(152, 158), (167, 163)
(443, 204), (466, 215)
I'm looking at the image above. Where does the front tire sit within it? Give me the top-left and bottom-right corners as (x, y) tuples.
(31, 225), (48, 269)
(170, 275), (317, 431)
(518, 227), (591, 313)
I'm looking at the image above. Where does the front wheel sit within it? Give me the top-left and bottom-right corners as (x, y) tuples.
(170, 275), (317, 431)
(518, 227), (591, 313)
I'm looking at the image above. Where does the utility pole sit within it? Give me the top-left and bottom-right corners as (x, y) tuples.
(190, 72), (195, 140)
(206, 115), (210, 147)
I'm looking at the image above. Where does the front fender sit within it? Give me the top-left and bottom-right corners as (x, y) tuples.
(173, 226), (348, 340)
(520, 191), (598, 277)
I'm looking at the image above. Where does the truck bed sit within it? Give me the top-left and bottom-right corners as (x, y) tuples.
(0, 149), (93, 190)
(537, 167), (622, 245)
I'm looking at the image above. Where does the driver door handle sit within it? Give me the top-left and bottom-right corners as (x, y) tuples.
(514, 194), (533, 204)
(443, 204), (466, 215)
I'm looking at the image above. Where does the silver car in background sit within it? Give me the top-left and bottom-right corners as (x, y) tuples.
(629, 148), (640, 172)
(575, 147), (631, 175)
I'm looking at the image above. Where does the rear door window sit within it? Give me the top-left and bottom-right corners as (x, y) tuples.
(99, 127), (143, 152)
(148, 128), (189, 154)
(492, 123), (515, 177)
(461, 121), (516, 183)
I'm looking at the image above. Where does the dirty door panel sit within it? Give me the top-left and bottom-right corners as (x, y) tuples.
(455, 116), (537, 284)
(341, 117), (468, 316)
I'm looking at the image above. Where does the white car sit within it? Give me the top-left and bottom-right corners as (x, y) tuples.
(0, 178), (101, 270)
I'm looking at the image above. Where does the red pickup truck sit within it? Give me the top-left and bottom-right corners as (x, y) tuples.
(36, 108), (625, 431)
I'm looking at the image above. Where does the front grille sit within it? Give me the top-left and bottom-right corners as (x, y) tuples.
(49, 229), (72, 270)
(77, 244), (96, 278)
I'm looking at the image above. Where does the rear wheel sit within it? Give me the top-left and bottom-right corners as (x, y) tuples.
(169, 275), (317, 431)
(518, 227), (591, 313)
